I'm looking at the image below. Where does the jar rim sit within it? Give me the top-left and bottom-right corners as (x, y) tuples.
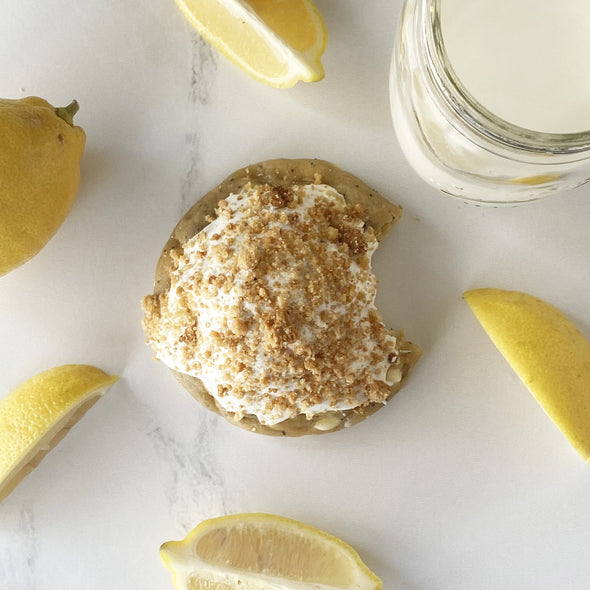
(423, 0), (590, 155)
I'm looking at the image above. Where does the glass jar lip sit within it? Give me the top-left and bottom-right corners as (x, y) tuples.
(423, 0), (590, 155)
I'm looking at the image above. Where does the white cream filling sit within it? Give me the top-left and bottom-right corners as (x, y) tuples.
(149, 183), (398, 425)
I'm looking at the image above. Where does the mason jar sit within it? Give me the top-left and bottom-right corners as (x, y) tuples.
(390, 0), (590, 205)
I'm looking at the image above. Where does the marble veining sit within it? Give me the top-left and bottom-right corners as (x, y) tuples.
(0, 505), (37, 589)
(180, 31), (218, 215)
(181, 131), (203, 215)
(147, 411), (227, 532)
(188, 31), (217, 107)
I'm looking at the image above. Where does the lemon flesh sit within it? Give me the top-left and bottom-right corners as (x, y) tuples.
(173, 0), (327, 88)
(160, 513), (382, 590)
(464, 288), (590, 462)
(0, 365), (118, 502)
(0, 97), (86, 277)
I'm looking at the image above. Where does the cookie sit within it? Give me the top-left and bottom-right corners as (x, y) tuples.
(142, 159), (421, 435)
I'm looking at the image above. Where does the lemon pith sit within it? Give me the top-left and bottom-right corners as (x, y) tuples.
(0, 97), (86, 277)
(0, 365), (118, 501)
(464, 288), (590, 462)
(160, 513), (382, 590)
(172, 0), (327, 88)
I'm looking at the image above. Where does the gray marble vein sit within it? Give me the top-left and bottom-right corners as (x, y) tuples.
(0, 505), (37, 589)
(147, 411), (227, 532)
(180, 32), (218, 214)
(181, 131), (203, 214)
(188, 31), (217, 106)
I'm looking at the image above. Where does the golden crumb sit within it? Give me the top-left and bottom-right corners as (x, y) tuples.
(142, 182), (400, 424)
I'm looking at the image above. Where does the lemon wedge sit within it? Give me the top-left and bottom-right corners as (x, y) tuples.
(160, 513), (382, 590)
(173, 0), (327, 87)
(464, 288), (590, 462)
(0, 364), (118, 502)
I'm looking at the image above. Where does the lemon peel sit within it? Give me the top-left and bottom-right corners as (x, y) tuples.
(464, 288), (590, 462)
(0, 96), (86, 277)
(160, 513), (382, 590)
(0, 364), (118, 502)
(172, 0), (327, 88)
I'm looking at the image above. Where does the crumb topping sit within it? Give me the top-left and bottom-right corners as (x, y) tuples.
(142, 182), (400, 425)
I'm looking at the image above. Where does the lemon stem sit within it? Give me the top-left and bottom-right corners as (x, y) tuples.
(54, 100), (79, 126)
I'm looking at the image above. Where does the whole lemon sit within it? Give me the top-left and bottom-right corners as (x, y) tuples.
(0, 96), (86, 276)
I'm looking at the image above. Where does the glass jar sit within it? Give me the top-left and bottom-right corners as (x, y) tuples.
(390, 0), (590, 205)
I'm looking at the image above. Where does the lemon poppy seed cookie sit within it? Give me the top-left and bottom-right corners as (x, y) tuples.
(142, 159), (421, 435)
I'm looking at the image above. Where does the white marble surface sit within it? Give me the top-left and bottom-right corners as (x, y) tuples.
(1, 1), (590, 589)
